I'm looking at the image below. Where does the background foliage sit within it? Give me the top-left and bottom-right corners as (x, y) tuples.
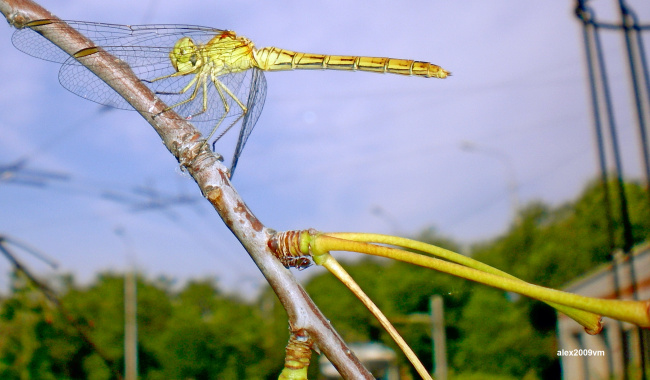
(1, 179), (648, 379)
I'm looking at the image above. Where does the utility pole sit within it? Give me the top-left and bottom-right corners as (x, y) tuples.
(430, 295), (447, 380)
(124, 270), (137, 380)
(115, 227), (138, 380)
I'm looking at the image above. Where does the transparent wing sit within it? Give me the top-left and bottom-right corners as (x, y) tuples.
(229, 68), (267, 177)
(13, 20), (237, 117)
(56, 44), (255, 120)
(12, 20), (225, 63)
(12, 20), (268, 173)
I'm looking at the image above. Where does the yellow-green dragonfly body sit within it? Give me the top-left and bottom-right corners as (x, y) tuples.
(12, 20), (449, 177)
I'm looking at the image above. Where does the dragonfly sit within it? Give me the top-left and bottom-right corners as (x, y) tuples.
(12, 20), (450, 177)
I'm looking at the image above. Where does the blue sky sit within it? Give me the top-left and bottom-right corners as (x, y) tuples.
(1, 1), (648, 296)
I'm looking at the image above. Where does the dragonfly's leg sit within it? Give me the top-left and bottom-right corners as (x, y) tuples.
(184, 73), (212, 120)
(201, 78), (232, 146)
(154, 72), (200, 97)
(203, 68), (257, 146)
(215, 74), (248, 112)
(156, 72), (204, 117)
(147, 71), (202, 116)
(211, 112), (245, 151)
(145, 64), (200, 84)
(208, 79), (250, 148)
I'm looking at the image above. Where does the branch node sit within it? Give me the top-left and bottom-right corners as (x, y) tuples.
(279, 330), (313, 380)
(268, 230), (314, 269)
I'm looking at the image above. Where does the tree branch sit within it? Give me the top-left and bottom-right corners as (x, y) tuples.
(0, 1), (372, 378)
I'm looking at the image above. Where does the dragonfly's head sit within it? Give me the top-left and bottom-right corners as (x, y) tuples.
(170, 37), (202, 73)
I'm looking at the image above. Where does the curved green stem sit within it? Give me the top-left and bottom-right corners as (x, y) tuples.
(315, 252), (433, 380)
(308, 233), (649, 328)
(326, 232), (603, 333)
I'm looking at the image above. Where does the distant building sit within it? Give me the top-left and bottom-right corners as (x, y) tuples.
(557, 243), (650, 379)
(319, 342), (400, 380)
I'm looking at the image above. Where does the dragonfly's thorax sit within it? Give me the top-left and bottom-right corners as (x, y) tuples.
(168, 32), (257, 75)
(202, 31), (257, 73)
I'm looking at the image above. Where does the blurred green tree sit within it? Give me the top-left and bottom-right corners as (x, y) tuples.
(0, 178), (647, 379)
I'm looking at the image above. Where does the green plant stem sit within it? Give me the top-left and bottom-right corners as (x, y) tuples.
(309, 234), (650, 328)
(326, 232), (603, 333)
(315, 252), (433, 380)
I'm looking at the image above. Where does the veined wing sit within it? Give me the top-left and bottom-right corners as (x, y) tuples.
(12, 20), (247, 119)
(56, 44), (258, 124)
(12, 21), (226, 63)
(12, 20), (268, 175)
(230, 68), (267, 177)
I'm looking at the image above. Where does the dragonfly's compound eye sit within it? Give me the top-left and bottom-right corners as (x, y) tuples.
(170, 37), (201, 72)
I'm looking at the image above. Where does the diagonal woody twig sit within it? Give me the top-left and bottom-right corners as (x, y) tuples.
(0, 1), (373, 378)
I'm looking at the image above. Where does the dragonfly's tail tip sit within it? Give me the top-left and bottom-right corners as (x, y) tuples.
(431, 67), (451, 79)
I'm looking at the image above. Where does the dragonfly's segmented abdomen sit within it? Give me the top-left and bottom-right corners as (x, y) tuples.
(254, 47), (449, 78)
